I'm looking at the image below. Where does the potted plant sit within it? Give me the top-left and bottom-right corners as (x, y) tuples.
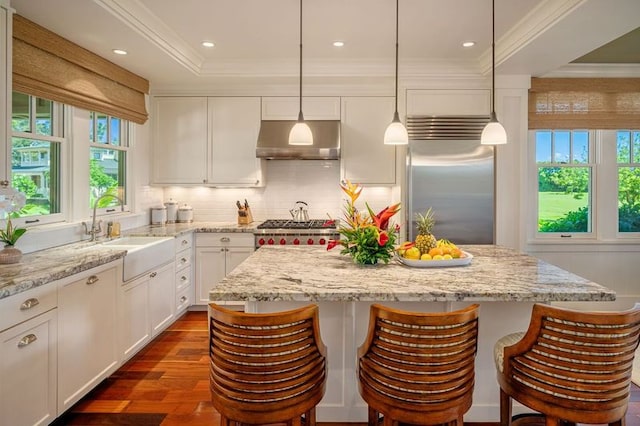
(0, 183), (27, 264)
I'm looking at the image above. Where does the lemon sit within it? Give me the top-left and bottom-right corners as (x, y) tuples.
(420, 253), (432, 261)
(432, 254), (444, 260)
(443, 254), (453, 260)
(404, 247), (421, 260)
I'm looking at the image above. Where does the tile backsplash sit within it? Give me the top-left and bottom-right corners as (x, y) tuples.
(163, 160), (397, 222)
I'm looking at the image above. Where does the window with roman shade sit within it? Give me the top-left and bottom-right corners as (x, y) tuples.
(12, 14), (149, 124)
(529, 78), (640, 129)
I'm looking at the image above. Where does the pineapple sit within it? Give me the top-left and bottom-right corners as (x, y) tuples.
(414, 208), (438, 254)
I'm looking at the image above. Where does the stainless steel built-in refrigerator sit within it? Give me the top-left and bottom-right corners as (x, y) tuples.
(407, 132), (494, 245)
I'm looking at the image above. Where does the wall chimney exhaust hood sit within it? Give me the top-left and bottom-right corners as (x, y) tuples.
(256, 120), (340, 160)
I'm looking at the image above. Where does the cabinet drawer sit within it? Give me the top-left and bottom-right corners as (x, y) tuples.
(0, 284), (57, 332)
(176, 266), (192, 292)
(175, 250), (192, 272)
(176, 287), (191, 314)
(175, 233), (193, 251)
(196, 233), (255, 247)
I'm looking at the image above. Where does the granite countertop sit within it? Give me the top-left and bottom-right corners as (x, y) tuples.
(209, 245), (616, 303)
(0, 221), (257, 300)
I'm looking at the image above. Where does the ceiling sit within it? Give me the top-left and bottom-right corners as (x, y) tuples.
(8, 0), (640, 92)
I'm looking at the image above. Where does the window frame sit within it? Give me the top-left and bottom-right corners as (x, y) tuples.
(615, 130), (640, 239)
(9, 92), (66, 227)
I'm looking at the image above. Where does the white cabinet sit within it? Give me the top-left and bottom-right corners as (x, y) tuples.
(152, 96), (263, 186)
(195, 233), (255, 307)
(340, 97), (397, 185)
(119, 272), (150, 361)
(262, 96), (341, 120)
(406, 89), (490, 116)
(175, 233), (193, 316)
(0, 284), (57, 426)
(152, 97), (208, 184)
(57, 262), (119, 413)
(149, 262), (176, 337)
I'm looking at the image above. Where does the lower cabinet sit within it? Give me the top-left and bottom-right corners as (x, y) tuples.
(119, 261), (175, 362)
(57, 262), (119, 413)
(0, 309), (57, 426)
(195, 233), (254, 307)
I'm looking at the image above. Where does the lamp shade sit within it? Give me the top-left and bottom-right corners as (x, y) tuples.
(480, 114), (507, 145)
(384, 120), (408, 145)
(288, 121), (313, 145)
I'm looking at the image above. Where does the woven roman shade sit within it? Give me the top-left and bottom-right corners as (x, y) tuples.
(12, 15), (149, 124)
(529, 78), (640, 129)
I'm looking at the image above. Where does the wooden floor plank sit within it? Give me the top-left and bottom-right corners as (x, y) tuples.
(54, 310), (640, 426)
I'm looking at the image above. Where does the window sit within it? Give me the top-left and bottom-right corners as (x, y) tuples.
(535, 130), (593, 234)
(89, 112), (128, 209)
(617, 130), (640, 233)
(10, 91), (64, 223)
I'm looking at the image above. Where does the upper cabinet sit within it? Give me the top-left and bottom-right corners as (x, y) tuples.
(0, 2), (11, 181)
(262, 97), (340, 120)
(152, 96), (263, 186)
(340, 97), (396, 185)
(406, 89), (490, 116)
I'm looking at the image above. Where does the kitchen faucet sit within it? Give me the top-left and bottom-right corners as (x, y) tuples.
(84, 194), (124, 241)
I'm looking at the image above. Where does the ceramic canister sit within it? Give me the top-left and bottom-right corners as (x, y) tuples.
(151, 206), (167, 225)
(177, 204), (193, 223)
(164, 199), (178, 223)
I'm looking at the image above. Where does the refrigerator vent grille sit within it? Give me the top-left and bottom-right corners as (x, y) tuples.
(406, 115), (490, 140)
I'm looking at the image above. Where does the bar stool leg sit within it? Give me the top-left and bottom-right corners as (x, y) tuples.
(500, 388), (512, 426)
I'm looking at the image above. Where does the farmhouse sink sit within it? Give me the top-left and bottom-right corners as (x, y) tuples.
(102, 236), (174, 281)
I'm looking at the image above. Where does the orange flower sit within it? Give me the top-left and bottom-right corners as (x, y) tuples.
(377, 230), (389, 246)
(366, 202), (401, 231)
(340, 180), (363, 205)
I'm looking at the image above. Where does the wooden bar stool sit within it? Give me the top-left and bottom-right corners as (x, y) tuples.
(495, 303), (640, 426)
(357, 303), (480, 426)
(209, 303), (327, 426)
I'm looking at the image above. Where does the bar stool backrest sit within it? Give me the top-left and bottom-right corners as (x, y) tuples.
(358, 303), (480, 425)
(499, 303), (640, 425)
(209, 303), (327, 425)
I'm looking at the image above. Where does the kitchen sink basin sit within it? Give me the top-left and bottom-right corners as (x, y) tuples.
(102, 236), (174, 281)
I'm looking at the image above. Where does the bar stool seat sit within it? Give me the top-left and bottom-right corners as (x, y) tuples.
(209, 303), (327, 426)
(495, 303), (640, 426)
(357, 303), (479, 426)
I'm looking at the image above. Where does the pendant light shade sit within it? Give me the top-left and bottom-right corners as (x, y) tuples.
(384, 0), (408, 145)
(481, 0), (507, 145)
(289, 0), (313, 146)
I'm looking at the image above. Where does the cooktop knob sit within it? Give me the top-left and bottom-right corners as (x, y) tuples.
(293, 238), (300, 245)
(267, 238), (275, 245)
(319, 238), (326, 245)
(307, 238), (314, 245)
(279, 238), (286, 245)
(258, 238), (266, 246)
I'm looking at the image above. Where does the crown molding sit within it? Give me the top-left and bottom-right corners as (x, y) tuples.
(93, 0), (204, 74)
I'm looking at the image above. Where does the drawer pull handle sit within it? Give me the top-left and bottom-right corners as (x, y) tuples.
(180, 296), (187, 303)
(18, 334), (37, 348)
(220, 237), (230, 243)
(150, 272), (157, 278)
(86, 275), (99, 285)
(20, 298), (40, 310)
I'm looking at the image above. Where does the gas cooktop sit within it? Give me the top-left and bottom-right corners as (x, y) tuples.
(256, 219), (336, 230)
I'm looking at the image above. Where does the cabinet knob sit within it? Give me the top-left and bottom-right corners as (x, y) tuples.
(180, 257), (187, 264)
(18, 334), (37, 348)
(220, 237), (231, 243)
(20, 298), (40, 310)
(181, 275), (187, 282)
(180, 296), (187, 303)
(181, 239), (189, 246)
(150, 272), (157, 278)
(86, 275), (99, 285)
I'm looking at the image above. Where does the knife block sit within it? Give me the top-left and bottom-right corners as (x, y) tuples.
(237, 207), (253, 225)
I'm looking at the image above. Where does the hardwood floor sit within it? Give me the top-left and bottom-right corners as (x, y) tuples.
(54, 311), (640, 426)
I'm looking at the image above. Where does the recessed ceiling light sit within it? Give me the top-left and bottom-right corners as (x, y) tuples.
(462, 41), (475, 48)
(333, 41), (345, 47)
(112, 49), (128, 55)
(202, 41), (215, 48)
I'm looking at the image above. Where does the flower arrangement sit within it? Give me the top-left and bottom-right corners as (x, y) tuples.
(0, 183), (27, 247)
(328, 181), (401, 265)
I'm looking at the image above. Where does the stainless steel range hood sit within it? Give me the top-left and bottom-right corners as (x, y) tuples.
(256, 120), (340, 160)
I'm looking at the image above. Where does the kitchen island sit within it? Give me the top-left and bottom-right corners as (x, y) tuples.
(209, 245), (616, 422)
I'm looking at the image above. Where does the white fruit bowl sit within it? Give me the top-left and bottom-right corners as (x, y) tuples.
(395, 251), (473, 268)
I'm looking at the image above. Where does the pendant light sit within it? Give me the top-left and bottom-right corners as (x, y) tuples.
(383, 0), (408, 145)
(481, 0), (507, 145)
(289, 0), (313, 145)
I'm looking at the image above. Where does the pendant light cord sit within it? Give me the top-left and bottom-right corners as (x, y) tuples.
(491, 0), (496, 115)
(298, 0), (303, 121)
(393, 0), (399, 117)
